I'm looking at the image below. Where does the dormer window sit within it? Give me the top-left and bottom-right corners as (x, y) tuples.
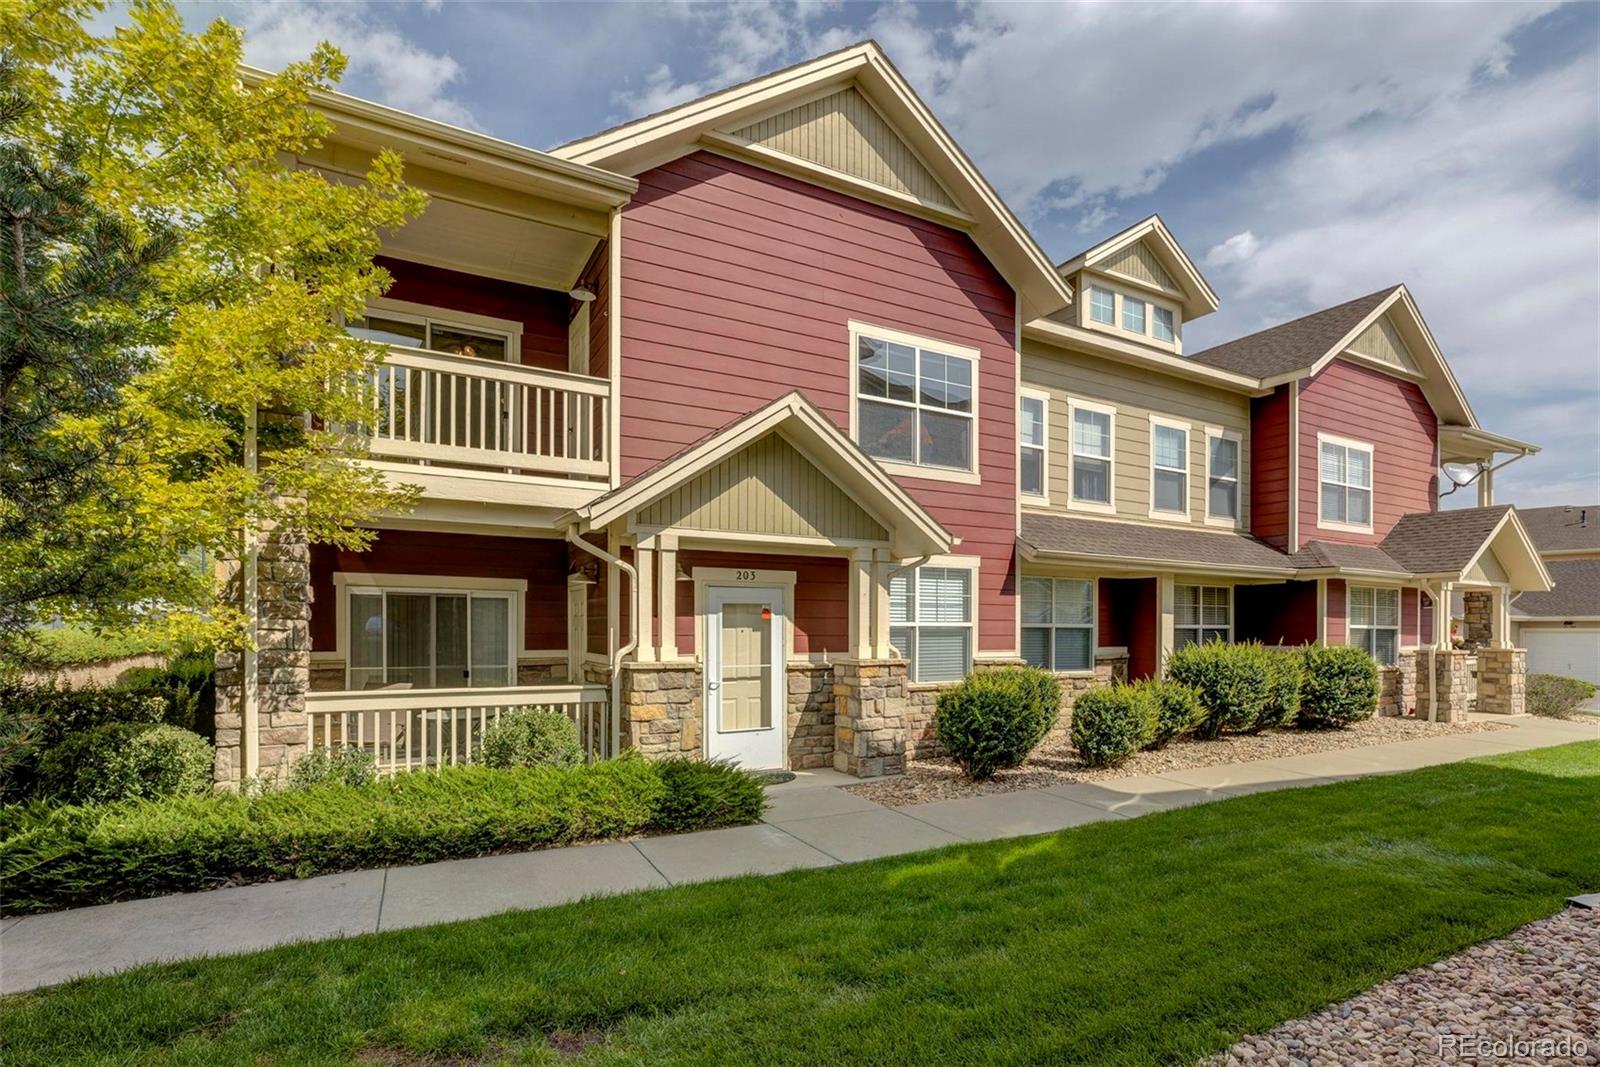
(1121, 297), (1146, 334)
(1089, 287), (1116, 325)
(1081, 281), (1181, 349)
(1152, 306), (1176, 343)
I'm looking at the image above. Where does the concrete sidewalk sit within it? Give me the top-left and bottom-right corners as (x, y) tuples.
(3, 715), (1593, 994)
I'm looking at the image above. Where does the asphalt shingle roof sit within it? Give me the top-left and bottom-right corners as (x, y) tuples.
(1188, 288), (1396, 378)
(1511, 559), (1600, 618)
(1514, 504), (1600, 555)
(1019, 513), (1295, 573)
(1287, 541), (1409, 575)
(1377, 505), (1511, 575)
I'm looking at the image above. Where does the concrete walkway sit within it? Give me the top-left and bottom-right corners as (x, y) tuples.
(3, 715), (1593, 994)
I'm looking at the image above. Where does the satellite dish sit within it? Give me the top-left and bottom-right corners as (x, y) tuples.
(1441, 462), (1479, 487)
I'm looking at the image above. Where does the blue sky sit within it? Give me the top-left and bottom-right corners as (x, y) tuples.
(206, 0), (1599, 507)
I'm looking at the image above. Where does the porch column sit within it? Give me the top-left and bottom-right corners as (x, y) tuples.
(849, 548), (874, 660)
(636, 536), (656, 663)
(1157, 573), (1176, 674)
(566, 574), (589, 683)
(870, 549), (892, 660)
(1491, 585), (1512, 649)
(657, 534), (679, 661)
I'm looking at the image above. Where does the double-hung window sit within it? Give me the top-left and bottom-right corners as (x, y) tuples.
(1152, 306), (1176, 343)
(1021, 577), (1095, 672)
(1070, 402), (1114, 507)
(1019, 391), (1048, 499)
(1151, 418), (1190, 516)
(1089, 286), (1116, 325)
(346, 588), (514, 690)
(1207, 431), (1240, 523)
(1319, 436), (1373, 529)
(889, 565), (973, 682)
(855, 327), (976, 474)
(1174, 585), (1231, 648)
(1349, 587), (1400, 666)
(1121, 295), (1147, 334)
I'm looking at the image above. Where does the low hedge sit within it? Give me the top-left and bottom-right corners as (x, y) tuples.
(1166, 641), (1273, 738)
(1070, 687), (1153, 768)
(0, 754), (766, 915)
(1297, 645), (1380, 728)
(0, 683), (167, 802)
(1253, 649), (1305, 733)
(36, 723), (213, 805)
(1526, 674), (1597, 719)
(935, 667), (1061, 780)
(1136, 680), (1205, 749)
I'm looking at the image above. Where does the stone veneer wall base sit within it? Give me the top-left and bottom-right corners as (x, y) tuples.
(1474, 648), (1527, 715)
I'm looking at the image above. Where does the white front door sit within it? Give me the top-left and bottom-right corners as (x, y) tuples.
(705, 586), (786, 769)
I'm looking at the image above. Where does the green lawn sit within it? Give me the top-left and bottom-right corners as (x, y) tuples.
(4, 742), (1597, 1067)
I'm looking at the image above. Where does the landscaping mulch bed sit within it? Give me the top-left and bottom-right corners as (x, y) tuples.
(844, 716), (1511, 808)
(1207, 905), (1599, 1066)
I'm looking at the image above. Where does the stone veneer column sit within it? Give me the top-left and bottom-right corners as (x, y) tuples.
(787, 664), (836, 769)
(1379, 651), (1419, 717)
(832, 659), (909, 777)
(1474, 648), (1526, 715)
(213, 527), (311, 787)
(1423, 649), (1474, 723)
(618, 662), (703, 758)
(1462, 592), (1494, 649)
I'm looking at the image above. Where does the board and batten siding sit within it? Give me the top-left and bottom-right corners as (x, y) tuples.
(1019, 342), (1252, 526)
(638, 431), (888, 542)
(619, 151), (1019, 653)
(1298, 359), (1437, 546)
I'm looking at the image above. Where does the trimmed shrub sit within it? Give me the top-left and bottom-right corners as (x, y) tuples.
(1252, 648), (1306, 733)
(478, 708), (584, 770)
(651, 758), (766, 833)
(1166, 641), (1271, 739)
(117, 651), (216, 738)
(0, 682), (166, 800)
(1136, 680), (1205, 749)
(1070, 686), (1155, 768)
(36, 723), (213, 805)
(935, 667), (1061, 781)
(1297, 645), (1380, 728)
(1527, 674), (1598, 720)
(289, 746), (378, 790)
(1, 753), (748, 914)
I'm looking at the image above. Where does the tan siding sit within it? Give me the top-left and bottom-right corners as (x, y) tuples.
(638, 431), (888, 541)
(1348, 315), (1420, 373)
(1101, 241), (1179, 293)
(1021, 341), (1252, 526)
(731, 87), (957, 210)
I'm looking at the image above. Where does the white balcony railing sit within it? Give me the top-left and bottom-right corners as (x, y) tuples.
(362, 347), (609, 480)
(306, 684), (613, 773)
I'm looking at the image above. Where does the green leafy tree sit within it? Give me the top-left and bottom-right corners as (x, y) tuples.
(1, 0), (426, 657)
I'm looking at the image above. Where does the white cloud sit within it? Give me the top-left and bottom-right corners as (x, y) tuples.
(1205, 231), (1259, 267)
(235, 1), (476, 128)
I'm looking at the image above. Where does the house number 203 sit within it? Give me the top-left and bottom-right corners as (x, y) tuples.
(735, 570), (757, 581)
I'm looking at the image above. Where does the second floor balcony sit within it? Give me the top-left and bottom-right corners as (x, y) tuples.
(363, 345), (610, 485)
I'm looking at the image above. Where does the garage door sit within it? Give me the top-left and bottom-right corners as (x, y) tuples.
(1523, 629), (1600, 686)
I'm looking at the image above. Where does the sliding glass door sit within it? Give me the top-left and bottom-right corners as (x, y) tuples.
(348, 590), (512, 689)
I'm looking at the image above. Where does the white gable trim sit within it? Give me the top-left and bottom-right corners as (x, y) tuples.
(1058, 215), (1219, 319)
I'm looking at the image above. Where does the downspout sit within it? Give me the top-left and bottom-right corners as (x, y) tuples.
(566, 524), (638, 757)
(242, 405), (260, 781)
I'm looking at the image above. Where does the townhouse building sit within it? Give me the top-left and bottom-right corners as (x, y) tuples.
(213, 42), (1553, 785)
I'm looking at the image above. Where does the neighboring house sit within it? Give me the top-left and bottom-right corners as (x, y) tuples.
(213, 43), (1554, 785)
(1508, 505), (1600, 685)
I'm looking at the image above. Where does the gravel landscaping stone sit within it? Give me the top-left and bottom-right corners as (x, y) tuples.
(1206, 906), (1599, 1066)
(845, 717), (1509, 808)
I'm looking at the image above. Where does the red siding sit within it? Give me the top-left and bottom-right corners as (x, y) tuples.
(1401, 587), (1420, 647)
(1420, 591), (1435, 646)
(1250, 386), (1293, 551)
(1236, 580), (1317, 646)
(1325, 579), (1347, 645)
(310, 531), (569, 653)
(620, 152), (1018, 652)
(377, 256), (570, 372)
(1101, 577), (1158, 681)
(672, 551), (850, 655)
(1297, 360), (1437, 545)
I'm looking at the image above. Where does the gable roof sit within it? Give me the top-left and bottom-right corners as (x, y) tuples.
(1378, 505), (1550, 590)
(1511, 558), (1600, 619)
(1287, 540), (1410, 577)
(551, 41), (1073, 315)
(563, 392), (953, 557)
(1189, 288), (1394, 379)
(1058, 215), (1220, 319)
(1515, 504), (1600, 556)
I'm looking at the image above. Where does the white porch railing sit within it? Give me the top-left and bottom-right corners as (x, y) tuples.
(305, 684), (613, 773)
(362, 347), (610, 480)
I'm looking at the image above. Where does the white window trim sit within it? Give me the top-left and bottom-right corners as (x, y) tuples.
(1019, 387), (1051, 504)
(332, 572), (528, 690)
(1316, 432), (1375, 534)
(1204, 426), (1244, 529)
(1174, 583), (1234, 648)
(847, 320), (982, 486)
(361, 296), (523, 363)
(1348, 585), (1401, 665)
(1078, 274), (1183, 353)
(1148, 414), (1193, 522)
(1021, 575), (1098, 676)
(890, 554), (979, 684)
(1066, 397), (1118, 515)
